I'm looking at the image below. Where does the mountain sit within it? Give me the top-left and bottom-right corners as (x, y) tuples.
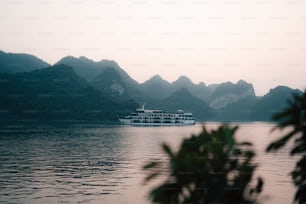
(157, 88), (213, 120)
(0, 64), (137, 121)
(140, 76), (294, 121)
(140, 76), (255, 107)
(209, 80), (256, 109)
(0, 50), (303, 122)
(215, 96), (259, 121)
(56, 56), (137, 84)
(56, 56), (100, 80)
(140, 75), (172, 100)
(207, 84), (219, 93)
(91, 67), (145, 103)
(172, 76), (195, 89)
(251, 86), (302, 121)
(140, 75), (213, 101)
(91, 67), (127, 98)
(208, 85), (302, 121)
(57, 56), (144, 102)
(172, 76), (212, 101)
(0, 50), (49, 73)
(91, 67), (142, 100)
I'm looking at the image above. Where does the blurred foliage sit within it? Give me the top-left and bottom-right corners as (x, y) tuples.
(143, 125), (263, 204)
(267, 90), (306, 204)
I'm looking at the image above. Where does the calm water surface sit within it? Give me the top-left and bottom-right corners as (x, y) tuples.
(0, 122), (295, 204)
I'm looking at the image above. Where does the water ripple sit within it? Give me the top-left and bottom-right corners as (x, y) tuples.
(0, 123), (295, 203)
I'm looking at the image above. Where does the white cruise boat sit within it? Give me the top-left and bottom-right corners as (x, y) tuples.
(119, 105), (195, 126)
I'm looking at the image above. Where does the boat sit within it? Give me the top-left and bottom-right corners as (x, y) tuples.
(119, 104), (195, 126)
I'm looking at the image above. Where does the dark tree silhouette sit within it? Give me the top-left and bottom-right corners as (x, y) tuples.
(267, 91), (306, 204)
(143, 125), (263, 204)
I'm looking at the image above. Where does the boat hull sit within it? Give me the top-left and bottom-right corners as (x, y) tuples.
(119, 119), (195, 126)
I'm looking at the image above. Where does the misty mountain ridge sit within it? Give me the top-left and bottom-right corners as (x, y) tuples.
(252, 86), (303, 120)
(139, 75), (172, 100)
(56, 55), (137, 84)
(0, 50), (49, 73)
(209, 80), (255, 109)
(0, 64), (137, 121)
(157, 88), (213, 120)
(140, 75), (211, 102)
(0, 50), (277, 97)
(0, 50), (303, 122)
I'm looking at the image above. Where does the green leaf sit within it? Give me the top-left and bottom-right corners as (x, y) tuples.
(256, 177), (264, 193)
(144, 172), (160, 183)
(143, 161), (160, 170)
(266, 128), (300, 152)
(162, 143), (174, 158)
(238, 142), (253, 146)
(143, 125), (263, 204)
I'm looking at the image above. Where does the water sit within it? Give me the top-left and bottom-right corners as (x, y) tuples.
(0, 122), (295, 204)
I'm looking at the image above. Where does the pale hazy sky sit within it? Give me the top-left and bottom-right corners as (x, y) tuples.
(1, 0), (306, 95)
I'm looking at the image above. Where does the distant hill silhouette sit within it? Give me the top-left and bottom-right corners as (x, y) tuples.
(252, 86), (302, 121)
(214, 86), (302, 121)
(172, 76), (212, 101)
(140, 75), (172, 100)
(56, 56), (100, 80)
(0, 50), (49, 73)
(91, 67), (128, 98)
(215, 96), (259, 121)
(156, 88), (213, 120)
(0, 49), (303, 122)
(0, 64), (137, 121)
(90, 67), (145, 103)
(140, 75), (212, 101)
(56, 56), (137, 84)
(57, 55), (145, 103)
(209, 80), (255, 109)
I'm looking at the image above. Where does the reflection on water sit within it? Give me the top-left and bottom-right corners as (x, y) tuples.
(0, 123), (295, 203)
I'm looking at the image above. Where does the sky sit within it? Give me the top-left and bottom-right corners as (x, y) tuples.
(1, 0), (306, 96)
